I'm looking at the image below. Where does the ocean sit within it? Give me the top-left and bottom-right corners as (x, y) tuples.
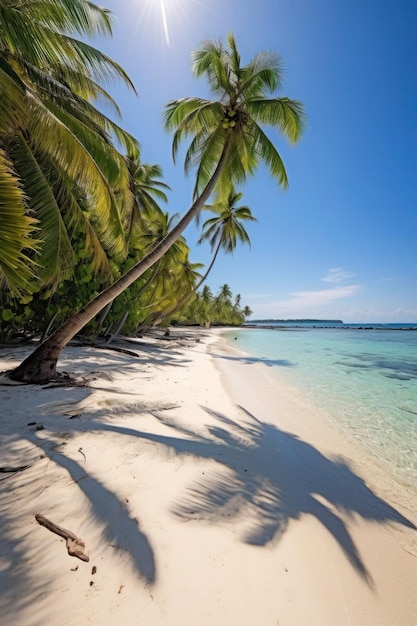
(222, 323), (417, 492)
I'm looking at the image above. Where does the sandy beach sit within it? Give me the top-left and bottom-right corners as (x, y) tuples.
(1, 329), (416, 626)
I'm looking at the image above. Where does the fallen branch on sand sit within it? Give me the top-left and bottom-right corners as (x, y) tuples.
(35, 514), (89, 562)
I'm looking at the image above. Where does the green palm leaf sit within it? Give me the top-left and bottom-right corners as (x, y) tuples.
(0, 149), (38, 293)
(246, 98), (305, 142)
(10, 135), (75, 286)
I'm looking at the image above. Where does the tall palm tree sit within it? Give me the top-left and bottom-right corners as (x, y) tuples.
(94, 154), (171, 335)
(217, 283), (233, 302)
(124, 155), (171, 245)
(212, 283), (233, 324)
(0, 0), (138, 292)
(11, 34), (305, 382)
(197, 189), (256, 279)
(150, 188), (256, 327)
(243, 305), (253, 319)
(187, 285), (213, 327)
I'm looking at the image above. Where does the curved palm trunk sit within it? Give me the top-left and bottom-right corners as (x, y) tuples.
(10, 141), (233, 383)
(150, 242), (221, 328)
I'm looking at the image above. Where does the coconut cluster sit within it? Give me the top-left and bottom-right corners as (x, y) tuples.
(221, 108), (237, 129)
(221, 108), (250, 132)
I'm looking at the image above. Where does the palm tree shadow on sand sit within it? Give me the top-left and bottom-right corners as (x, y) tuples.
(36, 439), (156, 584)
(137, 405), (415, 586)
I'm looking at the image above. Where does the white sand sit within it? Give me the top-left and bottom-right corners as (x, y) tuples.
(0, 329), (416, 626)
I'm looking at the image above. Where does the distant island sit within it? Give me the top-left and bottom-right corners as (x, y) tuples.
(250, 319), (344, 324)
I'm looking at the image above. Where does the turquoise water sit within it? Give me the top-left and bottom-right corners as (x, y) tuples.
(223, 327), (417, 491)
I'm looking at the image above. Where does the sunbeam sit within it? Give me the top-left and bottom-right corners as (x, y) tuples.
(160, 0), (170, 46)
(125, 0), (199, 48)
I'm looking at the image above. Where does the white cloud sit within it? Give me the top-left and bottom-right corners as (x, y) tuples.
(289, 284), (362, 306)
(322, 268), (355, 284)
(254, 284), (362, 318)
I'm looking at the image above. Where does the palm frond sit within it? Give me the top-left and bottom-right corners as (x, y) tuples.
(10, 135), (75, 287)
(57, 34), (136, 92)
(0, 148), (38, 293)
(19, 0), (114, 37)
(42, 153), (113, 276)
(190, 127), (228, 197)
(164, 98), (222, 161)
(227, 33), (241, 77)
(251, 123), (289, 188)
(246, 98), (305, 142)
(25, 91), (126, 255)
(20, 59), (125, 119)
(239, 51), (284, 97)
(0, 63), (26, 132)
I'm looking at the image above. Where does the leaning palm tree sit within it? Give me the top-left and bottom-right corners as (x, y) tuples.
(10, 34), (305, 382)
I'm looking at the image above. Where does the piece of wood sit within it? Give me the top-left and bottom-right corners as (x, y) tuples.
(35, 514), (89, 562)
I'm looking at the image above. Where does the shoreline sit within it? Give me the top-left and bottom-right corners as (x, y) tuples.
(220, 324), (417, 502)
(1, 329), (416, 625)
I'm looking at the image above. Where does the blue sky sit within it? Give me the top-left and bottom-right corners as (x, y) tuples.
(96, 0), (416, 322)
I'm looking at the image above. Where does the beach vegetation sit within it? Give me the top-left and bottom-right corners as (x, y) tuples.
(7, 23), (304, 382)
(177, 284), (251, 327)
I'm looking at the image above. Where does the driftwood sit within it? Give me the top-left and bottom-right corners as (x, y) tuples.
(35, 514), (89, 562)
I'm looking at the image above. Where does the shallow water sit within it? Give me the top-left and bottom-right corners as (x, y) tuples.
(223, 327), (417, 491)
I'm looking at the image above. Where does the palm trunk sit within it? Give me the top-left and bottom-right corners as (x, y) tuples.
(106, 311), (130, 344)
(96, 301), (114, 335)
(105, 265), (161, 341)
(10, 141), (233, 383)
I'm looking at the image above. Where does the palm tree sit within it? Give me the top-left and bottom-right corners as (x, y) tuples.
(0, 0), (138, 292)
(94, 154), (171, 336)
(197, 189), (256, 278)
(243, 305), (253, 319)
(10, 34), (305, 382)
(149, 188), (256, 327)
(211, 284), (233, 325)
(111, 211), (188, 337)
(124, 155), (171, 245)
(144, 257), (204, 329)
(217, 283), (233, 302)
